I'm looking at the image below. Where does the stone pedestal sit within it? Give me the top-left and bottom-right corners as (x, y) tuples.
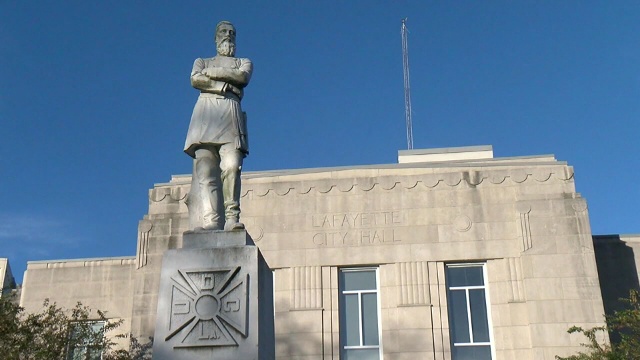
(152, 230), (274, 360)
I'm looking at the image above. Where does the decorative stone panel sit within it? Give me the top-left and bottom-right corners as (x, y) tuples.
(516, 202), (533, 252)
(290, 266), (323, 310)
(397, 261), (430, 306)
(137, 220), (153, 269)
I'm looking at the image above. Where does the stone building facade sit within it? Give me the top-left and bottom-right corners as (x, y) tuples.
(19, 146), (612, 360)
(1, 258), (17, 297)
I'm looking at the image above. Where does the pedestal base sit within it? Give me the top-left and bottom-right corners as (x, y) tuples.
(152, 230), (274, 360)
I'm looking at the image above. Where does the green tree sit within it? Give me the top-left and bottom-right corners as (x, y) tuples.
(0, 294), (151, 360)
(556, 290), (640, 360)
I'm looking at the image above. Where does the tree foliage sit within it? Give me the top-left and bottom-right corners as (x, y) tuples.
(0, 295), (151, 360)
(556, 290), (640, 360)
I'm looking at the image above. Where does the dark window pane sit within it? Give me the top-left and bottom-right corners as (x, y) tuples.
(469, 289), (490, 342)
(343, 294), (360, 346)
(452, 345), (492, 360)
(343, 348), (380, 360)
(69, 347), (102, 360)
(341, 270), (377, 291)
(361, 293), (379, 345)
(448, 289), (470, 343)
(90, 322), (104, 333)
(87, 347), (102, 360)
(67, 322), (104, 360)
(447, 266), (484, 287)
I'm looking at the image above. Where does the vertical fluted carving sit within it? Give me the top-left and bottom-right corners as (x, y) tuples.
(291, 266), (323, 309)
(428, 261), (449, 359)
(136, 220), (153, 269)
(507, 257), (525, 302)
(517, 203), (533, 252)
(397, 261), (430, 305)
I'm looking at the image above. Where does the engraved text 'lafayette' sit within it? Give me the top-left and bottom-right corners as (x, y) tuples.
(311, 211), (403, 247)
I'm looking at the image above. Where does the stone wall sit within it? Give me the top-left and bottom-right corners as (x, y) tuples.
(20, 257), (136, 348)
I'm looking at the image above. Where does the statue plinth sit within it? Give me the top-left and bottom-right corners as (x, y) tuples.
(152, 230), (274, 360)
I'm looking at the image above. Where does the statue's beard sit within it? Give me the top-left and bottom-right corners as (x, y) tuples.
(217, 39), (236, 57)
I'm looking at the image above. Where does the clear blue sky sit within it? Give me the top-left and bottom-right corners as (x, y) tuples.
(1, 2), (638, 284)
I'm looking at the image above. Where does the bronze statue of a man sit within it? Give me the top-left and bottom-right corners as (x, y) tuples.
(184, 21), (253, 231)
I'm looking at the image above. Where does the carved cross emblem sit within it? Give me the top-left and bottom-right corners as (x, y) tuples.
(165, 267), (248, 347)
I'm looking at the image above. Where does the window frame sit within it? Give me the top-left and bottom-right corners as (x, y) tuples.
(339, 267), (383, 359)
(445, 262), (496, 359)
(66, 320), (106, 360)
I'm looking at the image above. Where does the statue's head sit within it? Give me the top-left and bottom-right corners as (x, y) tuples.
(215, 21), (236, 57)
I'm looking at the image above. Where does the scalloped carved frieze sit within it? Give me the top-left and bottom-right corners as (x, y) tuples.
(443, 173), (463, 186)
(238, 168), (575, 198)
(422, 177), (441, 188)
(149, 186), (189, 203)
(145, 168), (575, 200)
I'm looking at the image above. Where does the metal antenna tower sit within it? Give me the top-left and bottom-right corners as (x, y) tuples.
(401, 18), (414, 150)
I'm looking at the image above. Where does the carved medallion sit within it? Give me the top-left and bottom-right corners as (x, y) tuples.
(453, 215), (472, 232)
(164, 267), (248, 348)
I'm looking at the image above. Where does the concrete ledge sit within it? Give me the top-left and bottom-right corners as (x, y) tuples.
(593, 234), (640, 243)
(182, 229), (254, 249)
(399, 145), (493, 164)
(27, 256), (136, 269)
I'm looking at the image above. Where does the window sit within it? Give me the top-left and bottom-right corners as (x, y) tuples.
(339, 268), (382, 360)
(67, 321), (105, 360)
(446, 263), (494, 360)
